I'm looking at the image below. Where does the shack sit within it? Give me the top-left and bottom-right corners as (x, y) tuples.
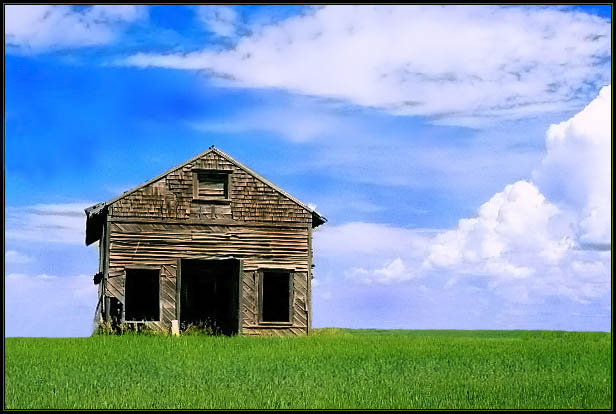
(85, 147), (326, 336)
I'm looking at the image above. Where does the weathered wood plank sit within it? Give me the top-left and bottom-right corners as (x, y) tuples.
(109, 217), (311, 229)
(108, 224), (309, 273)
(108, 150), (312, 224)
(100, 149), (316, 336)
(242, 326), (307, 336)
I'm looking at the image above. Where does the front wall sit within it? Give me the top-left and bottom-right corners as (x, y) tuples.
(105, 222), (310, 335)
(240, 270), (309, 331)
(108, 151), (312, 225)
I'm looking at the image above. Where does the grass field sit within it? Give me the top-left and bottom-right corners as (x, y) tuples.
(4, 329), (612, 410)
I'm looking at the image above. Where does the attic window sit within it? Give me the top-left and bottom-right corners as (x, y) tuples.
(192, 170), (231, 202)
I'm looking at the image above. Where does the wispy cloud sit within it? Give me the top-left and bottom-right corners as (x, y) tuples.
(123, 5), (610, 126)
(5, 203), (94, 245)
(196, 5), (239, 38)
(188, 93), (545, 209)
(314, 221), (438, 259)
(190, 103), (351, 142)
(5, 250), (33, 264)
(5, 5), (147, 54)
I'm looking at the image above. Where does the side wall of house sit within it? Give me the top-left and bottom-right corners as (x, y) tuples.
(105, 221), (311, 335)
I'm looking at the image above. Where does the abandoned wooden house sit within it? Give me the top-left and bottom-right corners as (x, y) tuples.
(85, 147), (326, 336)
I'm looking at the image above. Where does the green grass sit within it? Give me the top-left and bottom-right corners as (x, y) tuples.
(4, 329), (612, 409)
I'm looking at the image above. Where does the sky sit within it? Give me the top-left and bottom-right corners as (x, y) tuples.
(4, 4), (612, 336)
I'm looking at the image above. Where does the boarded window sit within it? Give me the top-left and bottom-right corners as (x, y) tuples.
(194, 171), (229, 200)
(125, 268), (159, 321)
(261, 271), (292, 322)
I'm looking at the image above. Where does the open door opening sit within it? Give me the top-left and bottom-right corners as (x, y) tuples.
(179, 258), (240, 335)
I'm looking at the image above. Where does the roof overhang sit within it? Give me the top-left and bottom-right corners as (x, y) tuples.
(84, 202), (108, 246)
(311, 210), (327, 228)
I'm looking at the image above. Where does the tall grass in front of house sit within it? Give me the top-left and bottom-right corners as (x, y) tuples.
(4, 329), (611, 410)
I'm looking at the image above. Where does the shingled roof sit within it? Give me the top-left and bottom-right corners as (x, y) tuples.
(84, 147), (326, 245)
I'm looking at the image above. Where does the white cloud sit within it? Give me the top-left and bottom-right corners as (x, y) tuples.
(314, 222), (435, 286)
(5, 250), (33, 264)
(197, 5), (239, 38)
(316, 86), (610, 305)
(346, 257), (416, 284)
(5, 203), (94, 245)
(426, 180), (571, 273)
(90, 5), (144, 21)
(314, 222), (441, 288)
(533, 85), (611, 245)
(425, 180), (596, 303)
(424, 86), (611, 304)
(5, 273), (98, 337)
(189, 104), (351, 142)
(123, 5), (610, 126)
(375, 258), (413, 282)
(5, 5), (146, 53)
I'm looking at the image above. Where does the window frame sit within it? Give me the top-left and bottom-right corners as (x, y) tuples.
(257, 268), (294, 325)
(192, 169), (232, 203)
(123, 266), (161, 323)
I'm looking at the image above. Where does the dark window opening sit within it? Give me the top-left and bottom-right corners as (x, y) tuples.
(125, 268), (159, 321)
(195, 171), (229, 200)
(261, 271), (291, 322)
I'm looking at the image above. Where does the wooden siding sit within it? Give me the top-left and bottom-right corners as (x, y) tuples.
(108, 151), (312, 225)
(105, 221), (310, 335)
(242, 327), (307, 336)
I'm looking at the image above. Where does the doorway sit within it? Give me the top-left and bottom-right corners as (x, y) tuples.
(179, 258), (241, 335)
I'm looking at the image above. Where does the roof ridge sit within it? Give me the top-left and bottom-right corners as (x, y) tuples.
(85, 147), (326, 225)
(210, 147), (324, 218)
(89, 147), (217, 210)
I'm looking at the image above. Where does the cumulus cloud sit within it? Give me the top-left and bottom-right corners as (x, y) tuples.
(313, 222), (610, 329)
(424, 86), (611, 304)
(426, 180), (572, 274)
(5, 203), (93, 244)
(5, 5), (146, 53)
(5, 273), (98, 337)
(533, 85), (611, 245)
(316, 86), (610, 307)
(197, 5), (239, 38)
(123, 5), (610, 126)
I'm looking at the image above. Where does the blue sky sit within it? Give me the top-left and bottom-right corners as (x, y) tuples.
(4, 5), (611, 336)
